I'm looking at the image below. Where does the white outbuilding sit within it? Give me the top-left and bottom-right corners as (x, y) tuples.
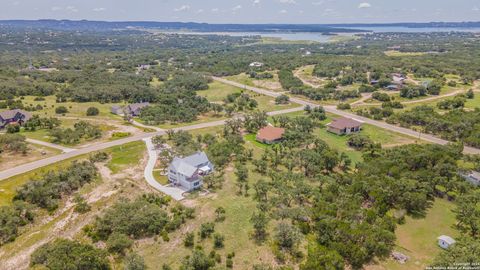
(437, 235), (455, 249)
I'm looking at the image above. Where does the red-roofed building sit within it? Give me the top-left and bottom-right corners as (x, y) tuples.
(256, 126), (285, 144)
(327, 117), (363, 135)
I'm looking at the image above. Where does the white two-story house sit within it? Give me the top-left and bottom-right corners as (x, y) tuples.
(167, 152), (214, 191)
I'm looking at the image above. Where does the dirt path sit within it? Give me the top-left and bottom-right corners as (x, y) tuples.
(293, 66), (325, 88)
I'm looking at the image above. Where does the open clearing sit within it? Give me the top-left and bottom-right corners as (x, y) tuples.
(367, 199), (457, 270)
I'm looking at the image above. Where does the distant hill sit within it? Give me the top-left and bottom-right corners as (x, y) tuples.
(0, 20), (479, 33)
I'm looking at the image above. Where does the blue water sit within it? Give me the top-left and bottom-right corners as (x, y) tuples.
(165, 26), (480, 43)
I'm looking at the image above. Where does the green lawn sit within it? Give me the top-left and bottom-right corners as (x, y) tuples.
(153, 170), (169, 185)
(370, 199), (457, 270)
(107, 141), (146, 174)
(244, 133), (270, 149)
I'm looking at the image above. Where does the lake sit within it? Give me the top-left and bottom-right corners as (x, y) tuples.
(162, 26), (480, 43)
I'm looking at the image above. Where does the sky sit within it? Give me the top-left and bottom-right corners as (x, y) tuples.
(2, 0), (480, 24)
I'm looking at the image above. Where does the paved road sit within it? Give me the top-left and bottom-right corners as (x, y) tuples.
(0, 106), (304, 181)
(143, 138), (185, 200)
(212, 76), (480, 155)
(26, 138), (76, 153)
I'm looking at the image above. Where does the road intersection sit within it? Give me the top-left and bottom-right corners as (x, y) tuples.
(1, 78), (479, 182)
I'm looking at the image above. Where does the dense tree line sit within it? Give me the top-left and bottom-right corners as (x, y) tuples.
(388, 106), (480, 147)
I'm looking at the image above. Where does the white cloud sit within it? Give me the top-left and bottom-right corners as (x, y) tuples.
(312, 1), (324, 6)
(211, 8), (219, 12)
(473, 6), (480, 12)
(279, 9), (288, 14)
(51, 6), (62, 11)
(253, 0), (261, 5)
(358, 2), (371, 9)
(93, 7), (106, 12)
(196, 9), (204, 14)
(232, 5), (242, 11)
(66, 6), (78, 12)
(174, 5), (190, 12)
(279, 0), (296, 4)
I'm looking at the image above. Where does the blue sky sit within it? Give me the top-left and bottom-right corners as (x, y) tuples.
(2, 0), (480, 23)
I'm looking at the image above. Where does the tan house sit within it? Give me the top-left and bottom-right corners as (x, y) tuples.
(256, 126), (285, 144)
(327, 117), (363, 135)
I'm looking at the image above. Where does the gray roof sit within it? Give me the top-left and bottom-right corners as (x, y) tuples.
(128, 102), (150, 112)
(438, 235), (455, 245)
(0, 109), (31, 121)
(171, 152), (210, 177)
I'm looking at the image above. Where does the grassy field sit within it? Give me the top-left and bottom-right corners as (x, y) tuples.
(0, 143), (62, 172)
(0, 140), (146, 206)
(198, 81), (298, 112)
(16, 96), (124, 120)
(0, 154), (89, 206)
(384, 51), (427, 57)
(137, 132), (276, 269)
(225, 73), (284, 92)
(19, 117), (117, 146)
(368, 199), (457, 270)
(107, 141), (146, 174)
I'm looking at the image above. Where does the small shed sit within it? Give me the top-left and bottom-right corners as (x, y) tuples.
(437, 235), (455, 249)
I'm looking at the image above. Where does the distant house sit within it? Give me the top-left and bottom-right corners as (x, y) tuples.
(0, 109), (32, 129)
(386, 84), (401, 91)
(437, 235), (455, 249)
(111, 105), (124, 115)
(461, 171), (480, 186)
(392, 73), (406, 85)
(126, 102), (150, 117)
(327, 117), (363, 135)
(249, 62), (264, 68)
(167, 152), (214, 191)
(370, 79), (380, 85)
(256, 125), (285, 144)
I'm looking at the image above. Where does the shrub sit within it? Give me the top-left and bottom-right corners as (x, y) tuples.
(275, 95), (290, 105)
(86, 107), (100, 116)
(55, 106), (68, 114)
(124, 253), (147, 270)
(199, 222), (215, 239)
(336, 103), (351, 110)
(213, 233), (225, 249)
(106, 232), (133, 254)
(30, 239), (110, 270)
(6, 123), (20, 133)
(184, 232), (195, 247)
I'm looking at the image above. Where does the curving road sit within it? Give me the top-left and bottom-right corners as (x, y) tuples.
(212, 76), (480, 155)
(0, 106), (304, 181)
(1, 78), (478, 182)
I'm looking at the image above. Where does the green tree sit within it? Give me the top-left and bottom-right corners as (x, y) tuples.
(300, 244), (344, 270)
